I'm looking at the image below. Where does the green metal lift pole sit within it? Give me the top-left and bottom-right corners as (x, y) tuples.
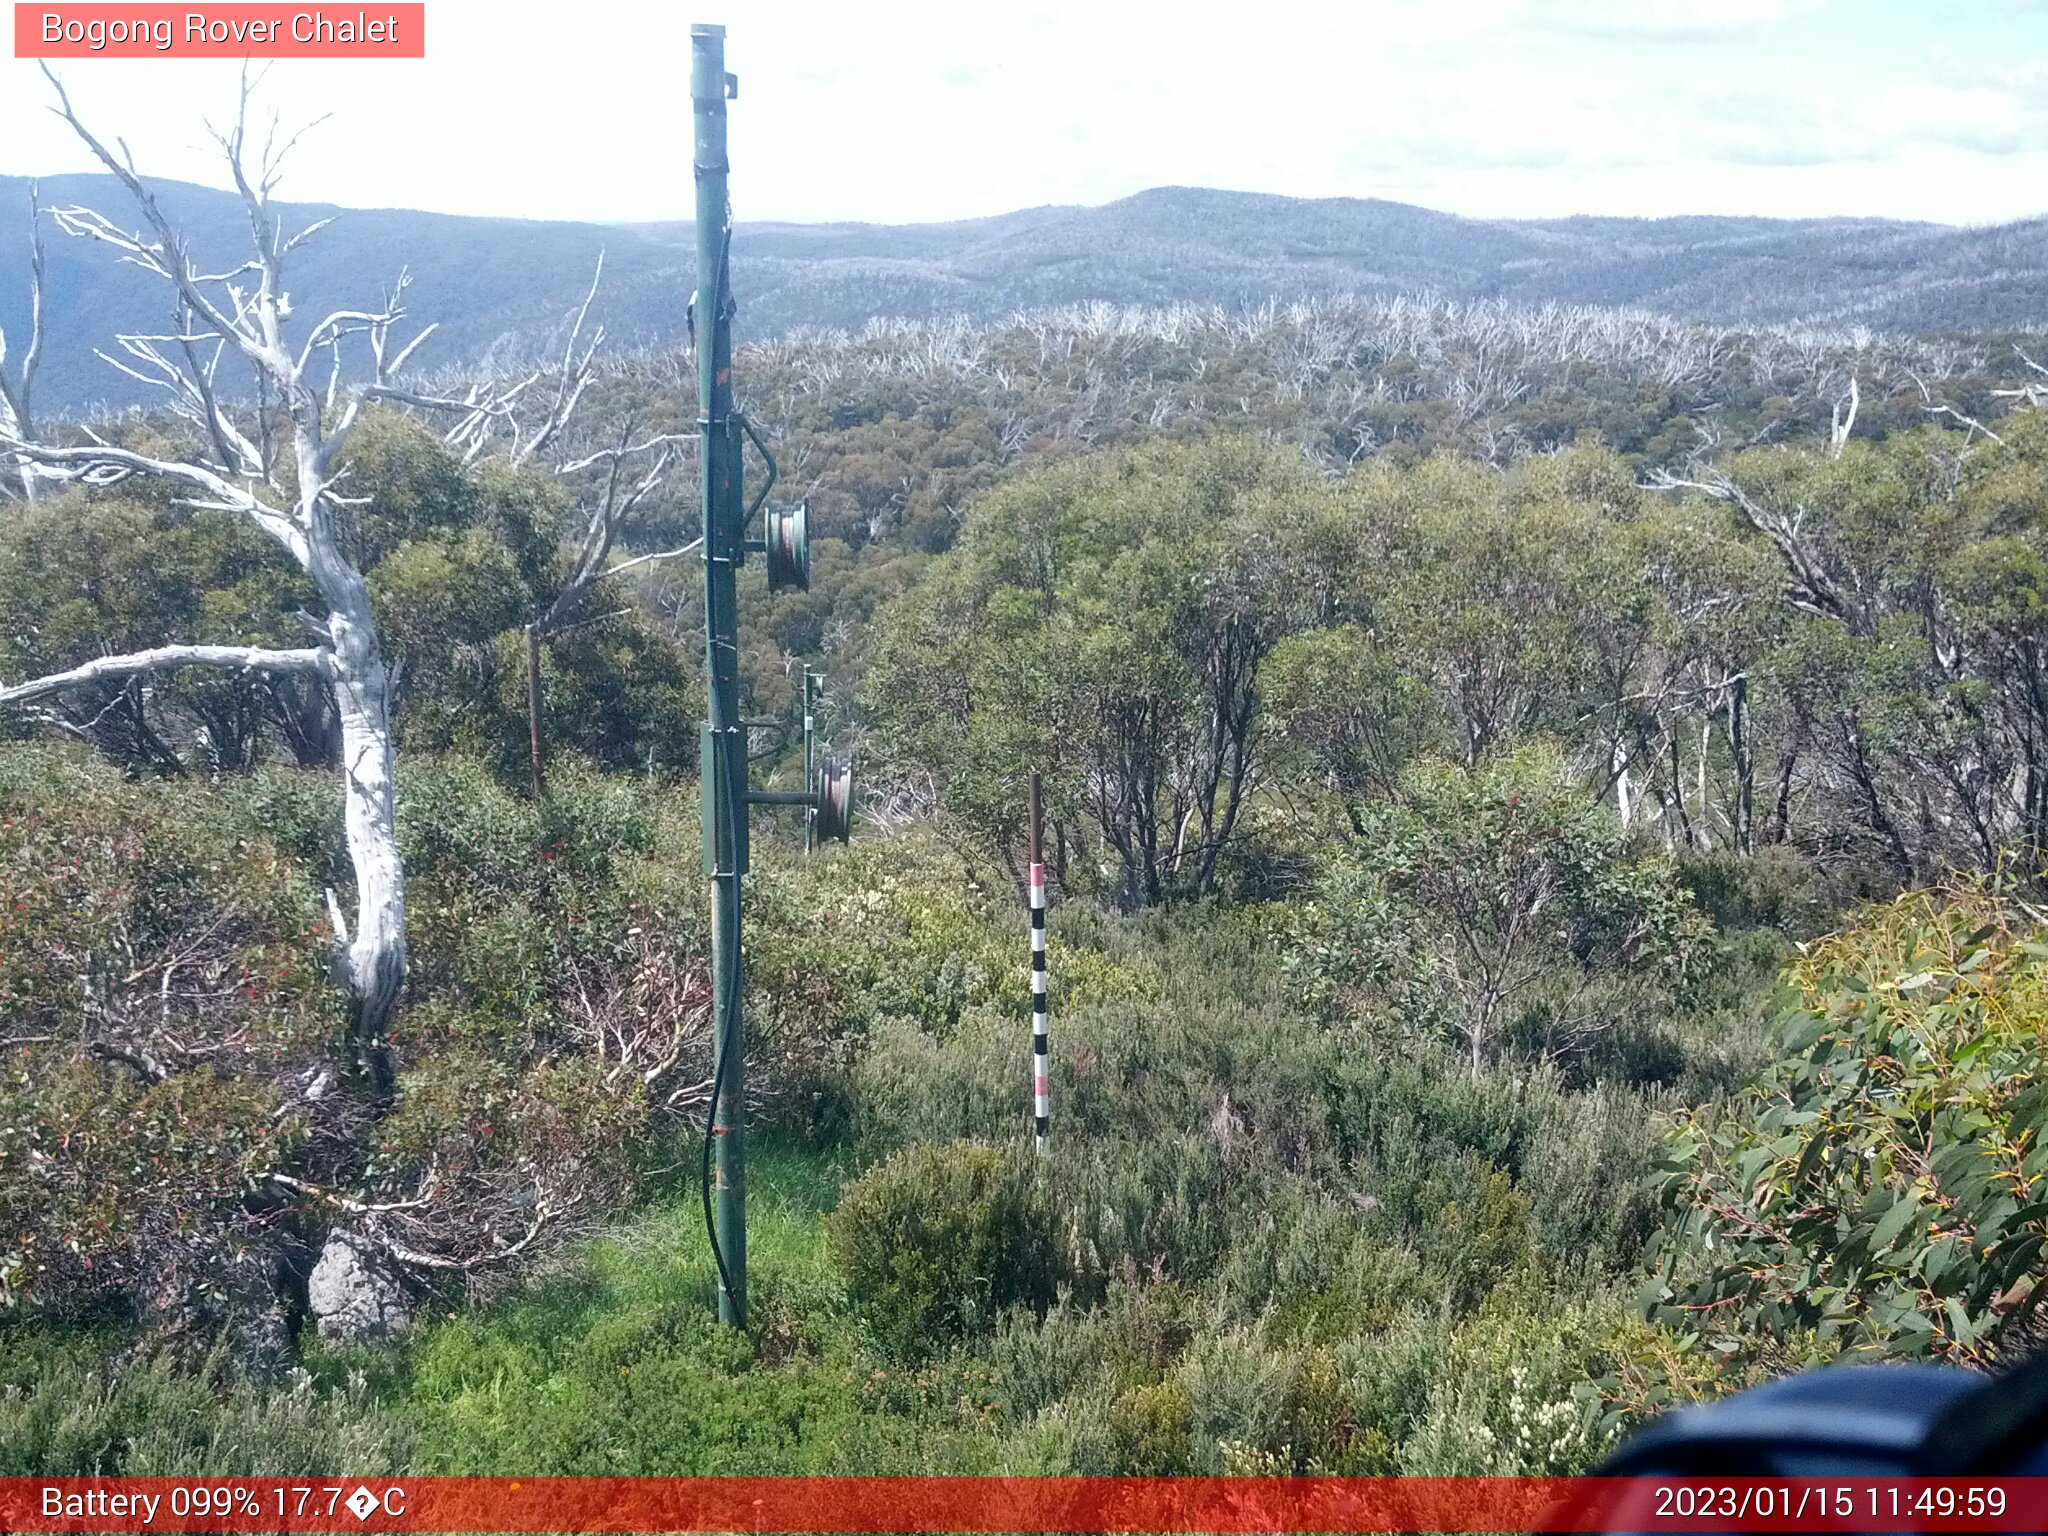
(693, 20), (747, 1328)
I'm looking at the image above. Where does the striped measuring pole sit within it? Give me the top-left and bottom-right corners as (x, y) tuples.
(1028, 770), (1049, 1155)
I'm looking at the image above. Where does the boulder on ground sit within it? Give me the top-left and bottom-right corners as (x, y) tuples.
(307, 1230), (411, 1343)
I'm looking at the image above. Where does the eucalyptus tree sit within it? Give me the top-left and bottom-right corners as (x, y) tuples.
(868, 437), (1326, 904)
(1299, 744), (1707, 1078)
(1651, 420), (2048, 878)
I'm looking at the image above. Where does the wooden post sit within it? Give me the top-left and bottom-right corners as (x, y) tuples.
(1029, 770), (1048, 1155)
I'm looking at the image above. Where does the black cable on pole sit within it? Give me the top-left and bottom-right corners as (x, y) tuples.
(700, 785), (743, 1315)
(699, 218), (742, 1322)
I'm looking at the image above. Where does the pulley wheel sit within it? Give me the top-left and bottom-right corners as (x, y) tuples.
(765, 498), (810, 593)
(814, 756), (853, 844)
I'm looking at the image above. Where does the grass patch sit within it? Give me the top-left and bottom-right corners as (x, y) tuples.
(362, 1137), (1003, 1473)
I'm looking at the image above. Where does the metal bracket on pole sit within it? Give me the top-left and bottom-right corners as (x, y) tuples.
(740, 415), (778, 524)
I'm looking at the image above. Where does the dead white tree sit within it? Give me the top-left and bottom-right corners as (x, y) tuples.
(1828, 374), (1859, 457)
(383, 255), (605, 470)
(1994, 347), (2048, 412)
(0, 181), (45, 502)
(1647, 464), (1863, 633)
(0, 70), (452, 1100)
(1643, 424), (1864, 636)
(1907, 369), (2005, 449)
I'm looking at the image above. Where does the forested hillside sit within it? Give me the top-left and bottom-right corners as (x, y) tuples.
(4, 173), (2047, 413)
(6, 138), (2048, 1478)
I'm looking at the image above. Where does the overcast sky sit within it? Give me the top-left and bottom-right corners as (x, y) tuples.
(4, 0), (2046, 227)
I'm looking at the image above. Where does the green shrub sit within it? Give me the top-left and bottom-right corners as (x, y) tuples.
(1180, 1327), (1296, 1472)
(1647, 886), (2048, 1366)
(848, 1014), (1026, 1150)
(1518, 1083), (1663, 1274)
(0, 744), (727, 1335)
(1679, 844), (1833, 936)
(990, 1278), (1197, 1427)
(0, 1333), (405, 1474)
(1331, 1289), (1633, 1475)
(1046, 1135), (1236, 1294)
(0, 746), (333, 1324)
(1212, 1194), (1424, 1343)
(1105, 1381), (1195, 1474)
(749, 834), (1153, 1052)
(1288, 744), (1708, 1075)
(1324, 1042), (1534, 1190)
(1412, 1153), (1536, 1310)
(827, 1141), (1057, 1355)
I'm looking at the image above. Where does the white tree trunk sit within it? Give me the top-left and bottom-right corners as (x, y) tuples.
(1694, 715), (1714, 852)
(325, 588), (405, 1096)
(284, 401), (405, 1092)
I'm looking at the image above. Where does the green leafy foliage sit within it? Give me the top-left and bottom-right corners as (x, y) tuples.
(0, 763), (1779, 1472)
(0, 478), (314, 771)
(1647, 886), (2048, 1367)
(0, 1331), (405, 1474)
(10, 288), (2048, 1481)
(827, 1142), (1058, 1357)
(0, 413), (695, 783)
(866, 437), (1334, 905)
(1287, 744), (1708, 1074)
(0, 747), (333, 1321)
(0, 745), (743, 1338)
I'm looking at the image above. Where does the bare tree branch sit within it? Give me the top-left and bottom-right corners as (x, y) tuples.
(0, 644), (326, 708)
(1643, 465), (1860, 631)
(539, 434), (690, 630)
(1992, 346), (2048, 410)
(513, 254), (606, 467)
(40, 64), (274, 373)
(1908, 370), (2005, 447)
(269, 1172), (566, 1272)
(583, 538), (703, 589)
(0, 436), (308, 559)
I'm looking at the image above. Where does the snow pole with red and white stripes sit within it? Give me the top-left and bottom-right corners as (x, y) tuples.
(1029, 769), (1049, 1155)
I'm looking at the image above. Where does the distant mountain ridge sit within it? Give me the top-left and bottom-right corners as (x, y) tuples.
(2, 176), (2044, 414)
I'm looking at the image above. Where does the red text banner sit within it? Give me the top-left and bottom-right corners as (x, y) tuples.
(4, 1476), (2048, 1532)
(15, 5), (425, 57)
